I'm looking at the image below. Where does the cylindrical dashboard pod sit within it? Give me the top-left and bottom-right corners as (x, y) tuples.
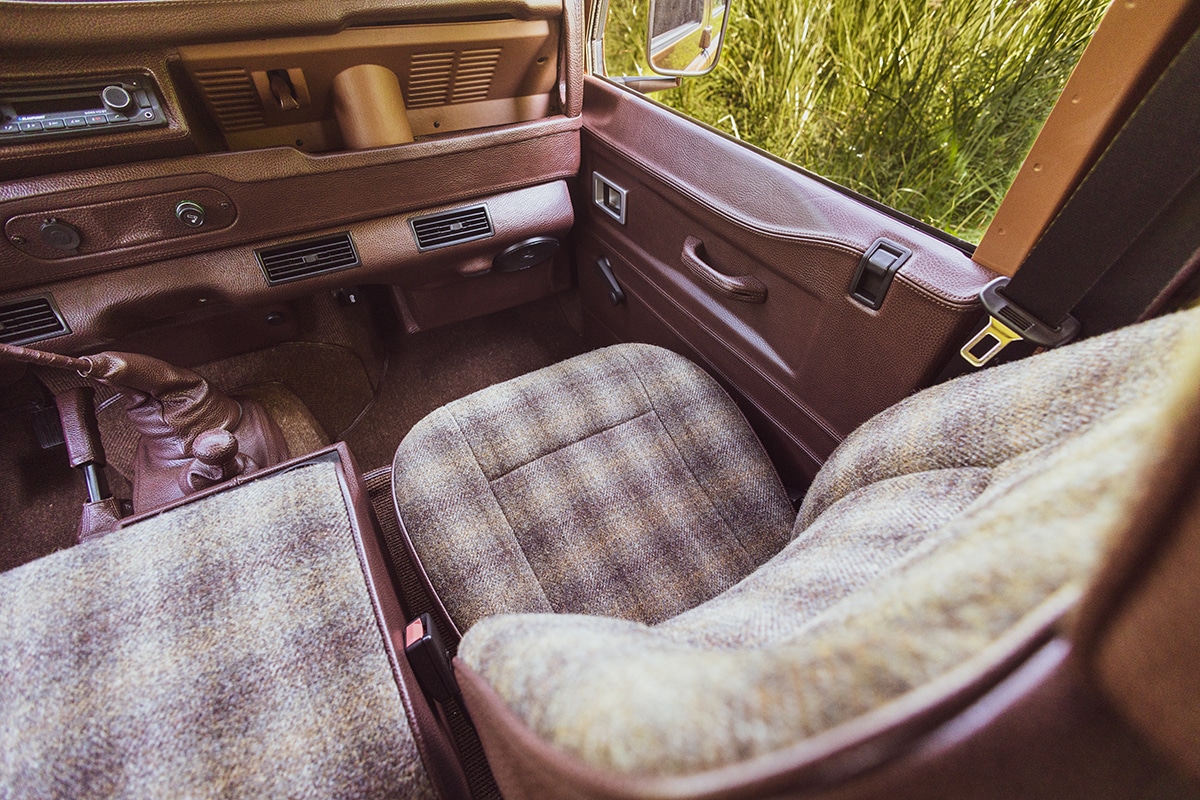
(331, 64), (415, 150)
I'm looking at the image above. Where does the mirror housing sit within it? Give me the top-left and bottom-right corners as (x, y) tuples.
(647, 0), (731, 77)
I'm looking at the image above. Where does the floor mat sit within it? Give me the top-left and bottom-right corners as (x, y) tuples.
(344, 295), (588, 472)
(0, 378), (108, 574)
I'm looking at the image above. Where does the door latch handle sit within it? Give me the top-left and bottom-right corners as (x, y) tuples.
(681, 237), (767, 303)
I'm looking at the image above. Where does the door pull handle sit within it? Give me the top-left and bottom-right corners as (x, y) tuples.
(681, 237), (767, 303)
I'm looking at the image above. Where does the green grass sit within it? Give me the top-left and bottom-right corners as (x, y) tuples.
(605, 0), (1107, 242)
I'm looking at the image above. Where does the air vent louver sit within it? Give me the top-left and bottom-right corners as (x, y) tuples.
(256, 233), (360, 285)
(405, 48), (502, 108)
(0, 296), (69, 345)
(194, 68), (266, 132)
(411, 205), (493, 251)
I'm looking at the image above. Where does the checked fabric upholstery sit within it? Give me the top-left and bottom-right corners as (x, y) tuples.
(0, 461), (437, 800)
(392, 343), (795, 634)
(395, 305), (1200, 780)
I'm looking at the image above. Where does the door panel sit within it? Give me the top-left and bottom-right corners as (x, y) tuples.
(576, 76), (996, 487)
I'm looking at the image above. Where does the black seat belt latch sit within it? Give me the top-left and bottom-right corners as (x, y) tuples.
(404, 613), (459, 704)
(960, 277), (1081, 367)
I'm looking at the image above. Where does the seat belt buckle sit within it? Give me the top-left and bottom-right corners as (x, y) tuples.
(960, 277), (1081, 368)
(404, 613), (459, 703)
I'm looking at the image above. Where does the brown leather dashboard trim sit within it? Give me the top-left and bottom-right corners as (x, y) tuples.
(5, 187), (238, 259)
(2, 180), (575, 353)
(0, 121), (580, 293)
(0, 0), (565, 54)
(582, 76), (990, 307)
(0, 115), (579, 200)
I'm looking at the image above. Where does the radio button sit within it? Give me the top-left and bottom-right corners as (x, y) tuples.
(0, 123), (19, 135)
(65, 117), (88, 128)
(86, 115), (108, 125)
(19, 121), (44, 132)
(44, 119), (66, 130)
(106, 113), (127, 123)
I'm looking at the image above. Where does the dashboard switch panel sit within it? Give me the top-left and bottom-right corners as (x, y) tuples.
(5, 188), (236, 260)
(175, 201), (207, 228)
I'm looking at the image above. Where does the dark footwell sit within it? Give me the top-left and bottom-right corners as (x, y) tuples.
(0, 294), (588, 573)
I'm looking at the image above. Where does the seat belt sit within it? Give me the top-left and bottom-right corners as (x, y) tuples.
(363, 466), (503, 800)
(957, 24), (1200, 370)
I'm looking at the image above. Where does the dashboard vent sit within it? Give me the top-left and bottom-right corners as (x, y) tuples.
(407, 52), (456, 108)
(194, 68), (265, 132)
(411, 205), (493, 251)
(451, 48), (502, 103)
(0, 296), (69, 345)
(256, 233), (360, 285)
(405, 48), (501, 108)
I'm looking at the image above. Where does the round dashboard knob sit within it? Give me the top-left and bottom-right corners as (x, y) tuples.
(39, 219), (82, 252)
(101, 85), (136, 116)
(175, 200), (206, 228)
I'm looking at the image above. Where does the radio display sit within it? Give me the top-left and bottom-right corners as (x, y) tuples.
(11, 93), (104, 117)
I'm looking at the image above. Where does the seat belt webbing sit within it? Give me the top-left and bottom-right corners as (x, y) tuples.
(960, 24), (1200, 368)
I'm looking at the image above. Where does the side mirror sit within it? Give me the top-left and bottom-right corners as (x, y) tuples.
(647, 0), (731, 77)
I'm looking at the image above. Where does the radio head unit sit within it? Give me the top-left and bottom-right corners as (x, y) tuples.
(0, 74), (167, 143)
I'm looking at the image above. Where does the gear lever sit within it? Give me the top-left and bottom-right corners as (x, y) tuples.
(53, 384), (126, 541)
(1, 342), (289, 515)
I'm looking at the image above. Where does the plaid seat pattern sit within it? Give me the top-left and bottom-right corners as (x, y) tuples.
(456, 307), (1200, 777)
(0, 461), (437, 800)
(391, 343), (795, 633)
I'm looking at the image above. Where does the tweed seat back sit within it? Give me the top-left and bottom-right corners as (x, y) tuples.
(393, 306), (1200, 783)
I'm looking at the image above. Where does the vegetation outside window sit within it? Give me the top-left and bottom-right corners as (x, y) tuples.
(604, 0), (1108, 243)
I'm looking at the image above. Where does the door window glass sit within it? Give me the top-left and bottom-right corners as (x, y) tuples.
(605, 0), (1107, 242)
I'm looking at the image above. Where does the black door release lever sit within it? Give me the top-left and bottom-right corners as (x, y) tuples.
(596, 257), (625, 306)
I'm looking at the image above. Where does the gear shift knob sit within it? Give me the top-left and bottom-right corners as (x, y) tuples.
(185, 428), (247, 493)
(192, 429), (239, 467)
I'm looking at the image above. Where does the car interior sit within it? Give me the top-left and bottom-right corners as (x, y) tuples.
(2, 0), (1200, 798)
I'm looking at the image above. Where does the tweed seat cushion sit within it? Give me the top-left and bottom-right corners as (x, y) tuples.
(392, 343), (795, 633)
(0, 460), (437, 800)
(458, 306), (1200, 777)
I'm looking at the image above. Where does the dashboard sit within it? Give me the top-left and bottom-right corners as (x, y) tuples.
(0, 0), (583, 355)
